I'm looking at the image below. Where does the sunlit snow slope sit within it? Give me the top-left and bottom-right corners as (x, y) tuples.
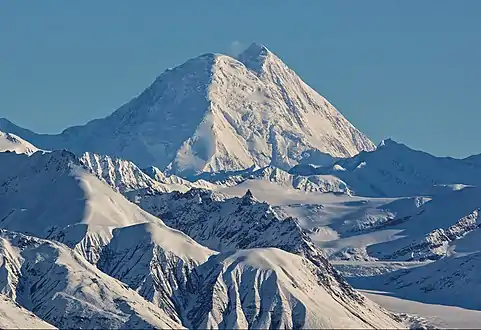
(0, 130), (39, 155)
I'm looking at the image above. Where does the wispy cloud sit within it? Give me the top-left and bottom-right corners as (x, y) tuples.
(227, 40), (244, 56)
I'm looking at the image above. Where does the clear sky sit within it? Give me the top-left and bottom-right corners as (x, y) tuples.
(1, 1), (480, 157)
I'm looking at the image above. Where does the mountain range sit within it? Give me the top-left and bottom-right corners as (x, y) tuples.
(1, 42), (480, 329)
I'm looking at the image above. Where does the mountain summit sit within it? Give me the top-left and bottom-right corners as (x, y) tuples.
(0, 43), (375, 177)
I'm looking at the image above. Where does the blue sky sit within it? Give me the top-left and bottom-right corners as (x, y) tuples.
(1, 1), (480, 157)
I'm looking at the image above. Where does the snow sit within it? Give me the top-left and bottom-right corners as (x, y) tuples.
(79, 152), (169, 193)
(97, 222), (215, 324)
(131, 188), (324, 257)
(350, 252), (481, 311)
(0, 151), (155, 245)
(0, 294), (55, 329)
(0, 130), (39, 155)
(206, 165), (352, 194)
(215, 177), (481, 326)
(361, 290), (481, 329)
(366, 186), (481, 261)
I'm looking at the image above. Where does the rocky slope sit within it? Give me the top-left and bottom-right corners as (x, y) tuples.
(0, 150), (216, 324)
(0, 150), (161, 264)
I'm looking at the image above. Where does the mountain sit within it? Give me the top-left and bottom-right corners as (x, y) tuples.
(0, 148), (408, 328)
(0, 150), (163, 264)
(366, 186), (481, 261)
(290, 139), (481, 197)
(78, 152), (217, 195)
(186, 248), (404, 329)
(365, 251), (481, 310)
(96, 222), (215, 324)
(0, 130), (39, 155)
(0, 228), (404, 329)
(0, 230), (183, 329)
(79, 152), (171, 194)
(132, 188), (329, 257)
(130, 188), (392, 316)
(142, 165), (215, 190)
(0, 43), (374, 177)
(0, 149), (217, 324)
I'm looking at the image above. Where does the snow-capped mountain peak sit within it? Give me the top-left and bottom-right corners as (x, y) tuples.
(236, 42), (273, 74)
(0, 43), (375, 177)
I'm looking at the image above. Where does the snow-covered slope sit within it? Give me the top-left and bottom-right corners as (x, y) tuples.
(0, 43), (374, 176)
(0, 229), (405, 329)
(0, 230), (183, 329)
(79, 152), (217, 194)
(0, 150), (160, 263)
(371, 252), (481, 310)
(0, 294), (55, 329)
(186, 248), (404, 329)
(367, 186), (481, 261)
(0, 130), (39, 155)
(142, 165), (216, 191)
(290, 139), (481, 197)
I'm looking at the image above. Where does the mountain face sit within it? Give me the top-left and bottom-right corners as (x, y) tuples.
(186, 248), (403, 329)
(0, 150), (161, 263)
(0, 43), (374, 177)
(133, 188), (324, 255)
(370, 251), (481, 310)
(290, 138), (481, 197)
(96, 222), (215, 325)
(0, 228), (404, 329)
(0, 150), (217, 325)
(80, 151), (350, 196)
(79, 152), (172, 194)
(0, 230), (184, 329)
